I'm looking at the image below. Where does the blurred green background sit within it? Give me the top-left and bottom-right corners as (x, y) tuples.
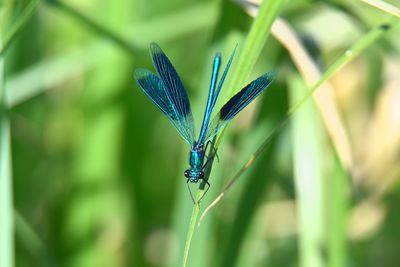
(1, 0), (400, 266)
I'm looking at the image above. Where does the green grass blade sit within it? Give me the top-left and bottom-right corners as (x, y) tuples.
(181, 198), (201, 267)
(48, 0), (136, 55)
(62, 1), (134, 265)
(360, 0), (400, 17)
(225, 0), (285, 98)
(0, 0), (41, 56)
(221, 129), (278, 267)
(6, 2), (216, 107)
(6, 45), (103, 107)
(287, 17), (398, 116)
(290, 73), (325, 267)
(201, 18), (398, 219)
(328, 156), (349, 267)
(48, 1), (217, 57)
(0, 34), (14, 267)
(14, 211), (52, 264)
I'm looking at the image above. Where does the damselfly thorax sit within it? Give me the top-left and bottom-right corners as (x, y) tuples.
(184, 143), (205, 183)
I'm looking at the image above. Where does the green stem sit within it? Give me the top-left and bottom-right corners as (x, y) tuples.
(181, 191), (202, 267)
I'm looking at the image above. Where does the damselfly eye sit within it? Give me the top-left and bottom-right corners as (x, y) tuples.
(199, 171), (204, 179)
(184, 170), (190, 178)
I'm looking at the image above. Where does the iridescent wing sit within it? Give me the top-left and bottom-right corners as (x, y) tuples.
(134, 43), (195, 144)
(197, 46), (237, 144)
(204, 71), (275, 142)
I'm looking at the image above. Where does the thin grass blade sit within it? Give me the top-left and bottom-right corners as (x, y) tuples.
(6, 2), (216, 107)
(360, 0), (400, 18)
(48, 0), (136, 55)
(290, 73), (325, 267)
(0, 0), (41, 56)
(328, 156), (349, 267)
(200, 18), (398, 219)
(225, 0), (285, 98)
(0, 34), (14, 267)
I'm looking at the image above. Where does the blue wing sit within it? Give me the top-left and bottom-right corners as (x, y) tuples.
(134, 43), (195, 144)
(204, 71), (275, 141)
(197, 46), (237, 144)
(135, 68), (177, 119)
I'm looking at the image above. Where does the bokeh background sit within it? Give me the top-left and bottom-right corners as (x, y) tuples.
(1, 0), (400, 267)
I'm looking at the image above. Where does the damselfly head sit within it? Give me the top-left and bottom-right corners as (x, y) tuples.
(184, 169), (204, 183)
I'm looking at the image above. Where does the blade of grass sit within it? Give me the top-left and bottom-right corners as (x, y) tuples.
(221, 128), (278, 267)
(200, 17), (399, 220)
(290, 73), (325, 267)
(6, 45), (103, 106)
(47, 0), (218, 57)
(0, 34), (14, 267)
(360, 0), (400, 18)
(0, 0), (42, 56)
(328, 156), (349, 267)
(225, 0), (285, 98)
(62, 0), (133, 264)
(181, 0), (285, 265)
(181, 194), (202, 267)
(287, 18), (398, 115)
(235, 201), (297, 267)
(14, 211), (56, 266)
(238, 0), (356, 189)
(47, 0), (136, 55)
(271, 17), (353, 171)
(6, 2), (216, 107)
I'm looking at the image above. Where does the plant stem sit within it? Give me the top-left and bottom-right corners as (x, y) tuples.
(181, 191), (202, 267)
